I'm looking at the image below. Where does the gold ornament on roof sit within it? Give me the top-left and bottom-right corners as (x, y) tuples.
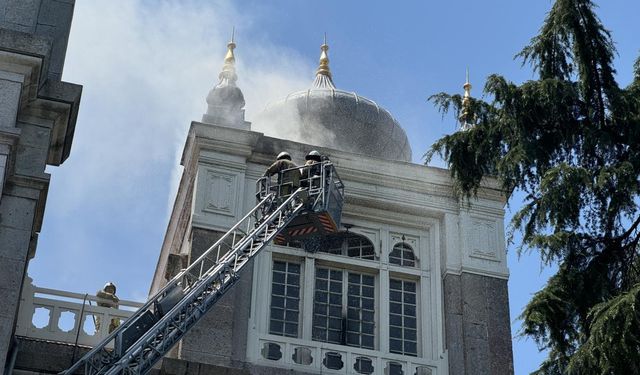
(313, 33), (336, 89)
(459, 69), (474, 130)
(219, 27), (237, 84)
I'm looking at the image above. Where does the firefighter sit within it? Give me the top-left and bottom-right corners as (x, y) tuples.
(263, 151), (300, 198)
(301, 150), (322, 189)
(95, 282), (120, 333)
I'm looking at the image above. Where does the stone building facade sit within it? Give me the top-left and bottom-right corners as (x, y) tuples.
(0, 0), (82, 371)
(149, 40), (514, 375)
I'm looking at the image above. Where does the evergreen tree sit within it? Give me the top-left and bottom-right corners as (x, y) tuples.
(426, 1), (640, 373)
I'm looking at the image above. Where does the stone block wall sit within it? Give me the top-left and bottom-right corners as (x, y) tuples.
(176, 228), (254, 370)
(443, 273), (514, 375)
(0, 0), (75, 81)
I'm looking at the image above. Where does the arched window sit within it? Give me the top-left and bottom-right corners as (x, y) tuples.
(318, 232), (375, 260)
(346, 233), (375, 260)
(389, 243), (416, 267)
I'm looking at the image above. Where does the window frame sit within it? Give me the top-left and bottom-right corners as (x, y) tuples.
(311, 265), (378, 350)
(256, 222), (432, 366)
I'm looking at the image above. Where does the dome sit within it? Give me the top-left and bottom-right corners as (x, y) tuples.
(206, 84), (245, 111)
(252, 42), (412, 162)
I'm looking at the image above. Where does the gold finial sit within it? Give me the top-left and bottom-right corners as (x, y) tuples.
(220, 27), (237, 84)
(463, 68), (472, 97)
(459, 69), (474, 130)
(313, 33), (336, 89)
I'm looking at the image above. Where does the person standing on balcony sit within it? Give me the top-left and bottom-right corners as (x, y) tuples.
(95, 282), (120, 333)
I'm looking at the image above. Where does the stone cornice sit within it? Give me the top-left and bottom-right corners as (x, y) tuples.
(183, 122), (506, 207)
(0, 31), (82, 165)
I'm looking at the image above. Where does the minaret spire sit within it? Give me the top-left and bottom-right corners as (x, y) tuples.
(219, 27), (238, 86)
(459, 68), (474, 131)
(313, 33), (336, 89)
(202, 28), (247, 129)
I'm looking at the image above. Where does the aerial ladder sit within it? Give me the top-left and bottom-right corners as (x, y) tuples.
(62, 161), (344, 375)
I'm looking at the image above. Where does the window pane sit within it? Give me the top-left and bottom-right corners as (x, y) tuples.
(389, 243), (416, 267)
(404, 281), (416, 293)
(346, 234), (375, 260)
(389, 278), (418, 356)
(272, 296), (284, 308)
(315, 291), (328, 303)
(362, 310), (374, 322)
(272, 271), (285, 283)
(316, 268), (328, 279)
(361, 322), (374, 334)
(286, 285), (299, 297)
(329, 293), (342, 305)
(316, 278), (328, 290)
(288, 273), (300, 285)
(362, 285), (374, 298)
(362, 275), (374, 286)
(312, 267), (376, 350)
(390, 302), (402, 314)
(390, 290), (402, 302)
(273, 261), (286, 271)
(285, 310), (298, 321)
(390, 313), (402, 327)
(345, 272), (375, 349)
(390, 326), (402, 339)
(405, 328), (417, 341)
(330, 281), (342, 293)
(390, 339), (403, 352)
(271, 307), (284, 320)
(285, 323), (297, 336)
(269, 260), (301, 338)
(313, 267), (343, 345)
(288, 263), (300, 273)
(361, 335), (374, 349)
(272, 284), (284, 295)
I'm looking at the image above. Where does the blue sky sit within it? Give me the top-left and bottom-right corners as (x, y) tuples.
(30, 1), (638, 374)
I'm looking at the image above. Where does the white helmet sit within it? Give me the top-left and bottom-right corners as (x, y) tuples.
(277, 151), (291, 161)
(305, 150), (322, 162)
(103, 282), (117, 294)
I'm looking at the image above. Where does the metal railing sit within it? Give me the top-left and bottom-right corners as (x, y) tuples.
(256, 160), (344, 214)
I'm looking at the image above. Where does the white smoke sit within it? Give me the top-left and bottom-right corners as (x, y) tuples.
(29, 0), (319, 299)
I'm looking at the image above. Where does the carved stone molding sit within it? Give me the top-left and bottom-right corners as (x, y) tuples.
(202, 169), (236, 217)
(469, 219), (499, 262)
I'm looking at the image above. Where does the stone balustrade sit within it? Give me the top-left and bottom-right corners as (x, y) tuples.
(254, 334), (444, 375)
(14, 278), (143, 347)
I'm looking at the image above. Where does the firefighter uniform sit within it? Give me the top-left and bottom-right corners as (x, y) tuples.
(264, 152), (300, 197)
(95, 282), (120, 334)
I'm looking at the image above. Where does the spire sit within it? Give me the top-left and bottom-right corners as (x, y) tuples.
(219, 27), (238, 86)
(202, 28), (247, 129)
(459, 69), (474, 130)
(313, 33), (336, 89)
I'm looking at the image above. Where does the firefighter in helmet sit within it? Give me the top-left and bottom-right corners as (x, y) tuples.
(263, 151), (300, 197)
(301, 150), (322, 189)
(95, 282), (120, 333)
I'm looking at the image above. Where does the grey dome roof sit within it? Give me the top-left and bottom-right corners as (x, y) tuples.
(254, 88), (412, 162)
(206, 84), (245, 110)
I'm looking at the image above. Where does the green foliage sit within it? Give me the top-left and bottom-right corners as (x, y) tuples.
(426, 0), (640, 373)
